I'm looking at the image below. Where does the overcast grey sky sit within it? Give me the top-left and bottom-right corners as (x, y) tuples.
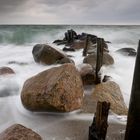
(0, 0), (140, 25)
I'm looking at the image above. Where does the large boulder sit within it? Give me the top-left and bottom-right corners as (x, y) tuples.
(0, 124), (42, 140)
(32, 44), (74, 65)
(92, 81), (128, 115)
(0, 67), (15, 75)
(21, 64), (84, 112)
(83, 52), (114, 67)
(116, 48), (136, 56)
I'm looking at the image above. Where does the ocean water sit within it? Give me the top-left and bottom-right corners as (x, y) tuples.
(0, 25), (139, 139)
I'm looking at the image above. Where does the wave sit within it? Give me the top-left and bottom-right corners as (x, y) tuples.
(0, 25), (140, 45)
(0, 25), (68, 45)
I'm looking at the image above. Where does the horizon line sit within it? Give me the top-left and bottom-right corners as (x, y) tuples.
(0, 23), (140, 26)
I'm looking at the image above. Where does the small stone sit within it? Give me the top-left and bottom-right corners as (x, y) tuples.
(0, 67), (15, 75)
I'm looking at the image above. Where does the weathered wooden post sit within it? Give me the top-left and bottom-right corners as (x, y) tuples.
(83, 35), (90, 56)
(95, 38), (104, 84)
(125, 40), (140, 140)
(88, 101), (110, 140)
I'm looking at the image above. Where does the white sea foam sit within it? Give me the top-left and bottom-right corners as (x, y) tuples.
(0, 25), (139, 139)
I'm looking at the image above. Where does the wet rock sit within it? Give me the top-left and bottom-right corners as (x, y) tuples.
(8, 61), (28, 65)
(21, 64), (84, 112)
(116, 48), (136, 56)
(71, 40), (86, 49)
(77, 64), (95, 85)
(92, 81), (128, 115)
(53, 39), (67, 45)
(63, 47), (75, 52)
(105, 41), (111, 44)
(0, 67), (15, 75)
(56, 57), (74, 64)
(102, 75), (112, 82)
(79, 33), (97, 42)
(64, 29), (78, 44)
(83, 52), (114, 67)
(32, 44), (73, 65)
(0, 124), (42, 140)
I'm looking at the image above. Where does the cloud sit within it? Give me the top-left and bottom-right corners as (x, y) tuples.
(0, 0), (26, 13)
(0, 0), (140, 24)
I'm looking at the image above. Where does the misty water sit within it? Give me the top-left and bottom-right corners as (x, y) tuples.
(0, 25), (139, 139)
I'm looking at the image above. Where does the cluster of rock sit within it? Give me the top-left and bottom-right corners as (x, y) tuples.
(0, 29), (131, 139)
(20, 29), (128, 116)
(53, 29), (108, 52)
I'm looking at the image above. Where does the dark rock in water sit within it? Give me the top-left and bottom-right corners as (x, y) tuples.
(32, 44), (73, 65)
(79, 33), (97, 42)
(0, 67), (15, 75)
(56, 57), (74, 64)
(102, 75), (112, 82)
(102, 39), (109, 52)
(63, 29), (78, 43)
(21, 64), (84, 112)
(8, 61), (28, 65)
(53, 30), (109, 57)
(53, 29), (78, 46)
(105, 41), (111, 44)
(53, 39), (63, 44)
(53, 39), (67, 45)
(63, 47), (75, 52)
(83, 52), (114, 67)
(116, 48), (136, 56)
(0, 124), (42, 140)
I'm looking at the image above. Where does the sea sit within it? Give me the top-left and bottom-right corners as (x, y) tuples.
(0, 25), (139, 139)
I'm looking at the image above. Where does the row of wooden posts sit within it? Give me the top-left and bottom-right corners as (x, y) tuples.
(85, 34), (140, 140)
(83, 35), (103, 84)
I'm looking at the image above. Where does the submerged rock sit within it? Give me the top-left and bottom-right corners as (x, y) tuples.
(63, 47), (75, 52)
(0, 124), (42, 140)
(0, 67), (15, 75)
(21, 64), (84, 112)
(116, 48), (136, 56)
(102, 75), (112, 82)
(8, 61), (28, 65)
(32, 44), (73, 65)
(92, 81), (128, 115)
(83, 52), (114, 67)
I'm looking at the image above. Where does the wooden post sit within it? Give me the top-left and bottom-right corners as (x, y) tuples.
(125, 40), (140, 140)
(95, 38), (104, 84)
(89, 101), (110, 140)
(83, 35), (90, 56)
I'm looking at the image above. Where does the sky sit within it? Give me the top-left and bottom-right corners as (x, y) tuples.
(0, 0), (140, 25)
